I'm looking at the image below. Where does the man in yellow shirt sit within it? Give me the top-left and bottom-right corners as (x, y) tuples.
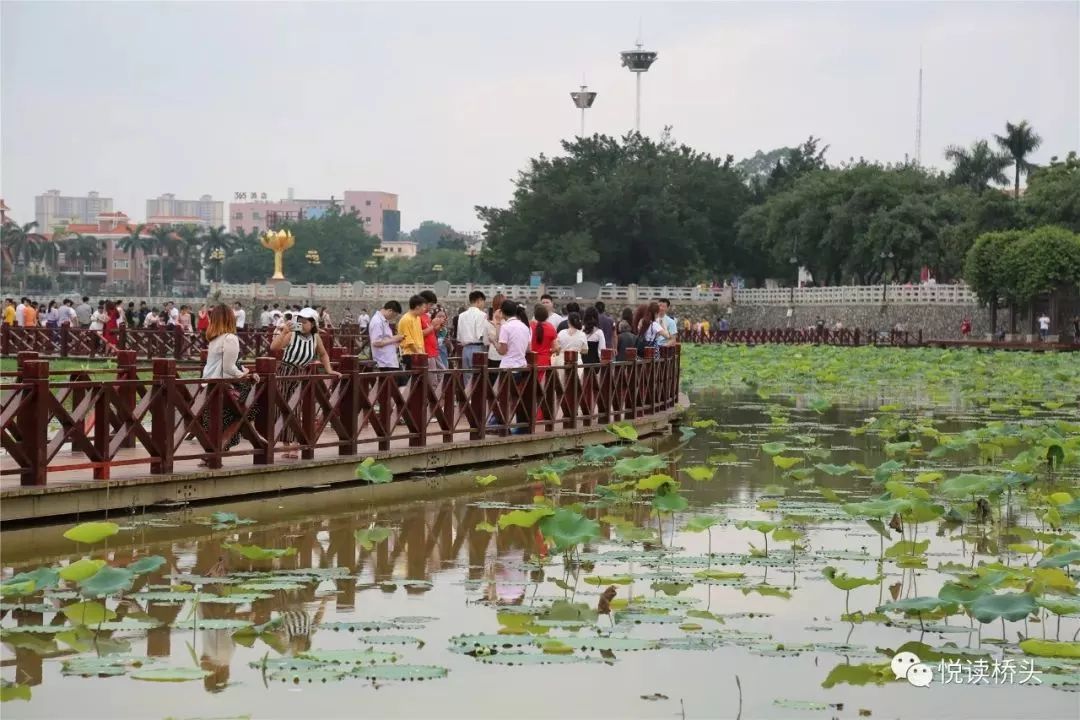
(397, 294), (429, 369)
(2, 299), (15, 325)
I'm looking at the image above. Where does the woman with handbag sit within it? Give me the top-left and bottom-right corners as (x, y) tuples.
(200, 304), (259, 466)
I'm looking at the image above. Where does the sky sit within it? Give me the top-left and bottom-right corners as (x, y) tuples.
(2, 1), (1077, 233)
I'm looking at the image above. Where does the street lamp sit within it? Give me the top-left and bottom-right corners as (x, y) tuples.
(432, 263), (444, 281)
(620, 36), (658, 133)
(570, 83), (597, 137)
(305, 249), (321, 265)
(208, 248), (226, 283)
(465, 246), (479, 283)
(880, 250), (895, 301)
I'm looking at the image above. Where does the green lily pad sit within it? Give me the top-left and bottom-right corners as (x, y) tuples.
(352, 664), (449, 681)
(127, 556), (166, 575)
(63, 521), (120, 544)
(1018, 639), (1080, 658)
(969, 592), (1038, 624)
(300, 649), (399, 665)
(79, 566), (134, 598)
(174, 619), (254, 630)
(582, 445), (625, 463)
(606, 421), (639, 442)
(61, 600), (116, 625)
(131, 667), (211, 682)
(58, 558), (107, 583)
(319, 621), (401, 632)
(224, 543), (298, 561)
(613, 455), (668, 478)
(355, 457), (394, 483)
(355, 527), (393, 550)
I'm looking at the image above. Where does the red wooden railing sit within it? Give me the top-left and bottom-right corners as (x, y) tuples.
(0, 325), (367, 361)
(683, 328), (920, 346)
(0, 346), (680, 486)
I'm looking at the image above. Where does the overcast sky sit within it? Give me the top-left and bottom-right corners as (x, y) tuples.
(2, 1), (1077, 233)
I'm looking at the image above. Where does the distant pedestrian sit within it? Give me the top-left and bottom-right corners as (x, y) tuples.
(233, 302), (246, 329)
(368, 300), (404, 371)
(59, 299), (78, 327)
(616, 320), (637, 361)
(457, 291), (488, 371)
(75, 296), (93, 328)
(960, 317), (972, 338)
(595, 301), (615, 351)
(1038, 313), (1051, 341)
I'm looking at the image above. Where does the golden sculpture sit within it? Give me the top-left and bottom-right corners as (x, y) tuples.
(260, 229), (295, 280)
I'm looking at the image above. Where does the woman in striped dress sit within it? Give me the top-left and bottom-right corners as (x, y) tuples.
(270, 307), (341, 459)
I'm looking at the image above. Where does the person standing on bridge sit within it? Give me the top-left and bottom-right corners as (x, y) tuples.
(457, 291), (488, 372)
(200, 303), (260, 464)
(271, 307), (341, 459)
(541, 294), (564, 329)
(398, 295), (429, 370)
(368, 300), (404, 372)
(75, 296), (92, 328)
(656, 299), (678, 346)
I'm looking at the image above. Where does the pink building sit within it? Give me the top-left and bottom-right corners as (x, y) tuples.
(229, 190), (399, 240)
(53, 212), (155, 288)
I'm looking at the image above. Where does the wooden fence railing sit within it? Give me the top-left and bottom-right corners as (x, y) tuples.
(0, 325), (367, 361)
(0, 346), (680, 486)
(683, 328), (920, 346)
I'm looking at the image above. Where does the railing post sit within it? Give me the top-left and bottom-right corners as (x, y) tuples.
(562, 350), (580, 430)
(116, 349), (138, 448)
(624, 347), (639, 418)
(15, 351), (39, 381)
(59, 325), (70, 358)
(642, 346), (658, 415)
(405, 357), (429, 447)
(469, 350), (489, 441)
(0, 323), (9, 357)
(254, 356), (278, 465)
(173, 325), (183, 361)
(18, 360), (50, 486)
(338, 355), (360, 456)
(118, 325), (127, 353)
(150, 358), (176, 474)
(598, 348), (614, 424)
(524, 351), (538, 434)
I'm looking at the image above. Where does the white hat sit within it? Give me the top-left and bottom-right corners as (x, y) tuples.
(298, 307), (319, 322)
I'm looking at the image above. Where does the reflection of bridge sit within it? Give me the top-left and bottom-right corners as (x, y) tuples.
(1, 346), (682, 521)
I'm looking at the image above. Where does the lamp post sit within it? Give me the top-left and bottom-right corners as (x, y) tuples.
(880, 250), (895, 302)
(432, 263), (444, 282)
(466, 246), (479, 283)
(146, 253), (159, 297)
(789, 254), (798, 304)
(570, 83), (597, 137)
(620, 38), (658, 132)
(208, 248), (225, 283)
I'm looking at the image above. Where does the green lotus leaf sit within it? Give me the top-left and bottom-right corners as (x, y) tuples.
(842, 498), (908, 518)
(772, 527), (803, 543)
(760, 442), (788, 456)
(684, 516), (723, 533)
(1036, 596), (1080, 617)
(736, 520), (777, 534)
(355, 457), (394, 484)
(681, 465), (715, 482)
(474, 474), (497, 486)
(352, 664), (448, 681)
(872, 460), (905, 484)
(940, 474), (1004, 499)
(78, 566), (134, 598)
(476, 651), (589, 666)
(637, 473), (678, 492)
(815, 463), (857, 476)
(652, 491), (689, 514)
(693, 569), (744, 580)
(583, 575), (633, 585)
(772, 455), (803, 470)
(319, 621), (401, 632)
(63, 521), (120, 544)
(877, 596), (958, 614)
(823, 566), (880, 592)
(62, 656), (154, 677)
(174, 618), (254, 630)
(474, 521), (497, 533)
(613, 455), (668, 478)
(127, 556), (166, 575)
(59, 558), (106, 583)
(131, 667), (211, 682)
(883, 539), (930, 559)
(0, 681), (31, 702)
(1038, 550), (1080, 568)
(498, 506), (555, 529)
(1018, 639), (1080, 658)
(130, 591), (208, 603)
(606, 421), (639, 442)
(538, 508), (600, 551)
(355, 527), (393, 551)
(821, 661), (894, 688)
(357, 635), (425, 647)
(61, 600), (116, 625)
(0, 579), (36, 598)
(969, 592), (1038, 624)
(223, 543), (298, 560)
(581, 444), (624, 463)
(301, 649), (399, 665)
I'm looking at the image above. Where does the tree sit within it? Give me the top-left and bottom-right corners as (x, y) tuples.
(62, 233), (101, 286)
(406, 221), (463, 251)
(1023, 152), (1080, 232)
(173, 225), (204, 283)
(963, 229), (1024, 332)
(944, 140), (1011, 193)
(1, 220), (46, 269)
(994, 120), (1042, 199)
(116, 224), (149, 292)
(477, 131), (750, 284)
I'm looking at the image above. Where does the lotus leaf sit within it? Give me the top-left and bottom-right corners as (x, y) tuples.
(878, 596), (958, 614)
(1018, 640), (1080, 658)
(823, 567), (881, 592)
(353, 664), (449, 681)
(319, 620), (400, 632)
(760, 442), (788, 456)
(0, 682), (31, 702)
(1036, 596), (1080, 617)
(0, 579), (36, 598)
(475, 521), (497, 533)
(61, 600), (116, 625)
(583, 575), (633, 585)
(62, 656), (153, 677)
(614, 455), (668, 477)
(175, 618), (254, 630)
(476, 652), (588, 666)
(940, 474), (1004, 499)
(683, 516), (723, 533)
(131, 667), (212, 682)
(693, 569), (744, 580)
(883, 539), (930, 558)
(355, 457), (394, 484)
(63, 521), (120, 544)
(300, 650), (399, 665)
(581, 444), (625, 463)
(816, 463), (857, 476)
(821, 662), (893, 688)
(475, 474), (497, 486)
(681, 465), (716, 482)
(772, 455), (803, 470)
(652, 491), (689, 514)
(224, 543), (298, 560)
(606, 421), (639, 442)
(636, 473), (678, 491)
(79, 566), (134, 597)
(127, 556), (166, 575)
(498, 506), (555, 529)
(1039, 551), (1080, 568)
(358, 635), (425, 647)
(58, 558), (107, 582)
(969, 592), (1038, 623)
(355, 527), (393, 550)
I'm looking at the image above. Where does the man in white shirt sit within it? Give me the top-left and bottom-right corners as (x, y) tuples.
(259, 305), (272, 328)
(456, 291), (489, 370)
(234, 302), (246, 329)
(163, 301), (178, 326)
(1038, 313), (1051, 341)
(657, 298), (678, 346)
(540, 294), (563, 329)
(270, 304), (282, 326)
(75, 297), (93, 328)
(15, 298), (27, 327)
(368, 300), (404, 370)
(357, 309), (370, 333)
(59, 299), (78, 327)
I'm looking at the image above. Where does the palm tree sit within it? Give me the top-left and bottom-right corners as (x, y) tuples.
(200, 225), (236, 264)
(116, 223), (149, 292)
(63, 233), (101, 287)
(1, 220), (46, 268)
(994, 120), (1043, 198)
(174, 225), (203, 282)
(944, 140), (1012, 193)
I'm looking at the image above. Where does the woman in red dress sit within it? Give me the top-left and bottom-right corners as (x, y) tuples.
(101, 300), (120, 352)
(530, 305), (555, 421)
(196, 305), (211, 335)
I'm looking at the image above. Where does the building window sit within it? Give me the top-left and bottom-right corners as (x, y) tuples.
(365, 217), (371, 222)
(101, 259), (107, 270)
(365, 200), (372, 206)
(252, 211), (262, 220)
(113, 259), (129, 270)
(233, 211), (243, 219)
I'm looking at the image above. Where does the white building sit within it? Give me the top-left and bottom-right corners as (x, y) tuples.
(35, 190), (113, 233)
(146, 193), (223, 227)
(378, 240), (418, 258)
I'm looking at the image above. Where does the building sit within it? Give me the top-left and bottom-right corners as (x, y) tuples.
(146, 194), (223, 227)
(52, 212), (158, 289)
(378, 240), (419, 258)
(35, 190), (113, 233)
(228, 189), (399, 239)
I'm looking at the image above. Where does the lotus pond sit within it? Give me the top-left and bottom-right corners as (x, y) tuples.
(2, 345), (1079, 719)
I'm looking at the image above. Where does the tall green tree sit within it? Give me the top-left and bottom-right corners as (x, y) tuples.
(1, 220), (46, 268)
(944, 140), (1011, 193)
(994, 120), (1043, 199)
(116, 223), (150, 292)
(406, 221), (463, 251)
(1022, 151), (1080, 232)
(62, 233), (101, 286)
